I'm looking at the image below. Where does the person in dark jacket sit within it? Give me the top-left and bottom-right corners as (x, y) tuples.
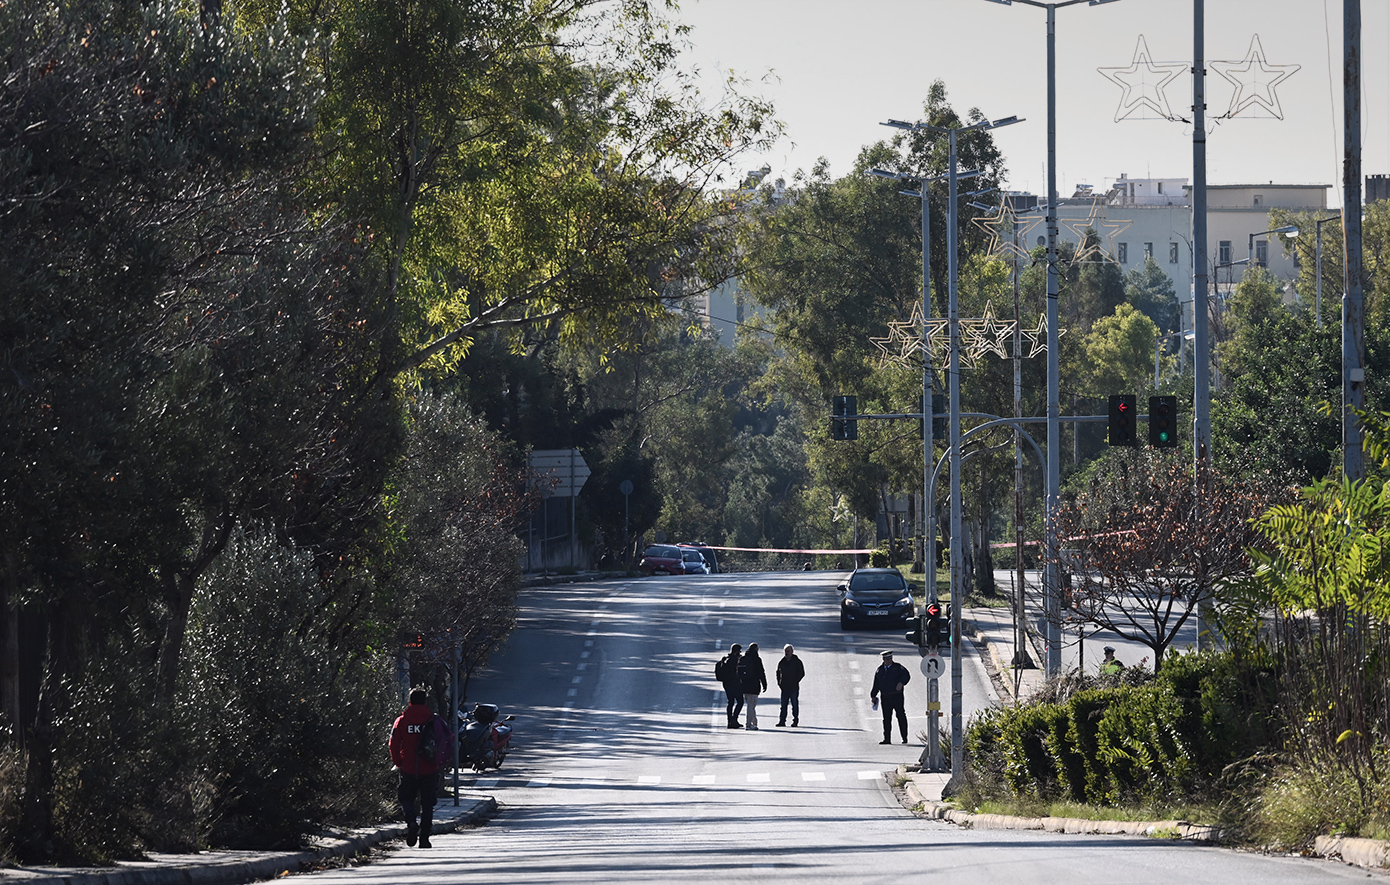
(775, 644), (805, 727)
(389, 688), (454, 848)
(870, 650), (912, 744)
(738, 642), (769, 730)
(718, 643), (745, 728)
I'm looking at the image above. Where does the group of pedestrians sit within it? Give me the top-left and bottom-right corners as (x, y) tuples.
(716, 644), (914, 745)
(716, 642), (804, 729)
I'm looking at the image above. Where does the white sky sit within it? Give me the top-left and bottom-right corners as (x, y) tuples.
(674, 0), (1390, 205)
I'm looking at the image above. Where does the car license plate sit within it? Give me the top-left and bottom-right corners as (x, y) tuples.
(867, 610), (888, 616)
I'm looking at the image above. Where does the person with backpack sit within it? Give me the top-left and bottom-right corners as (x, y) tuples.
(716, 643), (744, 728)
(738, 642), (768, 730)
(389, 687), (455, 848)
(775, 644), (805, 727)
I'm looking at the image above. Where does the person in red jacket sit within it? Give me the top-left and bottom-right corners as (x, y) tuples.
(389, 688), (452, 848)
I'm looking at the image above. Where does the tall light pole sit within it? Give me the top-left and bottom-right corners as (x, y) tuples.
(984, 0), (1119, 677)
(868, 166), (942, 595)
(884, 112), (1021, 789)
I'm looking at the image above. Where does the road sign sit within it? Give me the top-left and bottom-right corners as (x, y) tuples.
(920, 655), (943, 679)
(528, 449), (591, 497)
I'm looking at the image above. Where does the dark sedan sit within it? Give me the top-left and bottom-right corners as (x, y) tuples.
(839, 568), (915, 629)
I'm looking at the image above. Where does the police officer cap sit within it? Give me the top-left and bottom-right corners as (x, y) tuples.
(880, 650), (894, 658)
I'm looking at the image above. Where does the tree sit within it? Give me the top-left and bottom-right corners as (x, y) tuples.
(1057, 451), (1285, 672)
(1125, 256), (1181, 335)
(0, 0), (389, 858)
(387, 394), (536, 703)
(255, 0), (782, 384)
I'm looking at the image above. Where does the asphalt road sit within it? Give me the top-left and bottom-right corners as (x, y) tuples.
(302, 571), (1382, 884)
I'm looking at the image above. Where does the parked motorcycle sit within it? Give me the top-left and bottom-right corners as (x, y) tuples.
(458, 703), (514, 771)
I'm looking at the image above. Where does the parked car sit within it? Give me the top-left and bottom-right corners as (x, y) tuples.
(680, 548), (710, 575)
(678, 542), (720, 574)
(839, 568), (915, 630)
(638, 544), (685, 576)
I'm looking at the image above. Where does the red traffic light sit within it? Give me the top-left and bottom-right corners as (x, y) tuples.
(926, 602), (942, 618)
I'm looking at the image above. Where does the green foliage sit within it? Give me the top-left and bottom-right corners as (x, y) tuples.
(180, 527), (397, 848)
(1125, 256), (1181, 335)
(967, 653), (1277, 809)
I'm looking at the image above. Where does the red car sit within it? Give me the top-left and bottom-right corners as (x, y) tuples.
(638, 544), (685, 575)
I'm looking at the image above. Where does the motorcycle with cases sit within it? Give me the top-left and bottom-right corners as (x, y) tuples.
(458, 703), (513, 771)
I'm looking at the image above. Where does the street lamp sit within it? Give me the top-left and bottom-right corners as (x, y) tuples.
(881, 112), (1022, 791)
(983, 0), (1121, 680)
(1247, 224), (1299, 269)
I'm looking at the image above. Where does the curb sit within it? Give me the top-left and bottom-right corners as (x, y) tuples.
(0, 796), (497, 885)
(898, 766), (1223, 842)
(900, 766), (1390, 871)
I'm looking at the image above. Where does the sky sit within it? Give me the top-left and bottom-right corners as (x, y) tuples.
(672, 0), (1389, 206)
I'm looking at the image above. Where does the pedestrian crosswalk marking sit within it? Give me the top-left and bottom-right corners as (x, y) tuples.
(456, 768), (890, 790)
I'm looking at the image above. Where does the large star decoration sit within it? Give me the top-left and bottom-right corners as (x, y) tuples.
(1210, 35), (1300, 120)
(963, 302), (1014, 363)
(972, 205), (1044, 264)
(1098, 35), (1187, 123)
(1060, 198), (1133, 268)
(1061, 199), (1107, 265)
(871, 310), (1056, 369)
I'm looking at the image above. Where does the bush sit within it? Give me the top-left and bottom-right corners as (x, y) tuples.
(998, 702), (1068, 799)
(178, 525), (397, 849)
(869, 549), (890, 568)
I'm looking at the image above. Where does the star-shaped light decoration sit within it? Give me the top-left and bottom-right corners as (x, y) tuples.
(871, 302), (928, 368)
(1060, 198), (1134, 268)
(1061, 198), (1107, 265)
(1210, 35), (1300, 120)
(963, 302), (1014, 362)
(1098, 35), (1187, 123)
(1019, 312), (1065, 359)
(971, 204), (1044, 264)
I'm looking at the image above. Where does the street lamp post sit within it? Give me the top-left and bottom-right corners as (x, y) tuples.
(883, 112), (1021, 791)
(984, 0), (1120, 677)
(1247, 224), (1299, 270)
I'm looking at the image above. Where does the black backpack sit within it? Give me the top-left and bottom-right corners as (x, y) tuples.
(415, 716), (440, 762)
(714, 656), (730, 682)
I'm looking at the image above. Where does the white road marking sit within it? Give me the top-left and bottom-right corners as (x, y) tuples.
(577, 663), (587, 671)
(857, 771), (881, 781)
(638, 775), (661, 785)
(527, 778), (551, 787)
(567, 689), (577, 697)
(571, 676), (582, 684)
(584, 640), (593, 647)
(580, 651), (590, 659)
(717, 619), (724, 627)
(848, 661), (860, 670)
(692, 774), (716, 785)
(801, 772), (826, 782)
(473, 778), (499, 788)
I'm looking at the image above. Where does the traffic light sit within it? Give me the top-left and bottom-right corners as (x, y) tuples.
(924, 601), (944, 649)
(1148, 395), (1178, 448)
(905, 616), (924, 647)
(831, 395), (858, 441)
(1108, 394), (1137, 446)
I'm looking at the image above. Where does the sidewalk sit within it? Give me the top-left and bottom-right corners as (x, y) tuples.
(0, 795), (496, 885)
